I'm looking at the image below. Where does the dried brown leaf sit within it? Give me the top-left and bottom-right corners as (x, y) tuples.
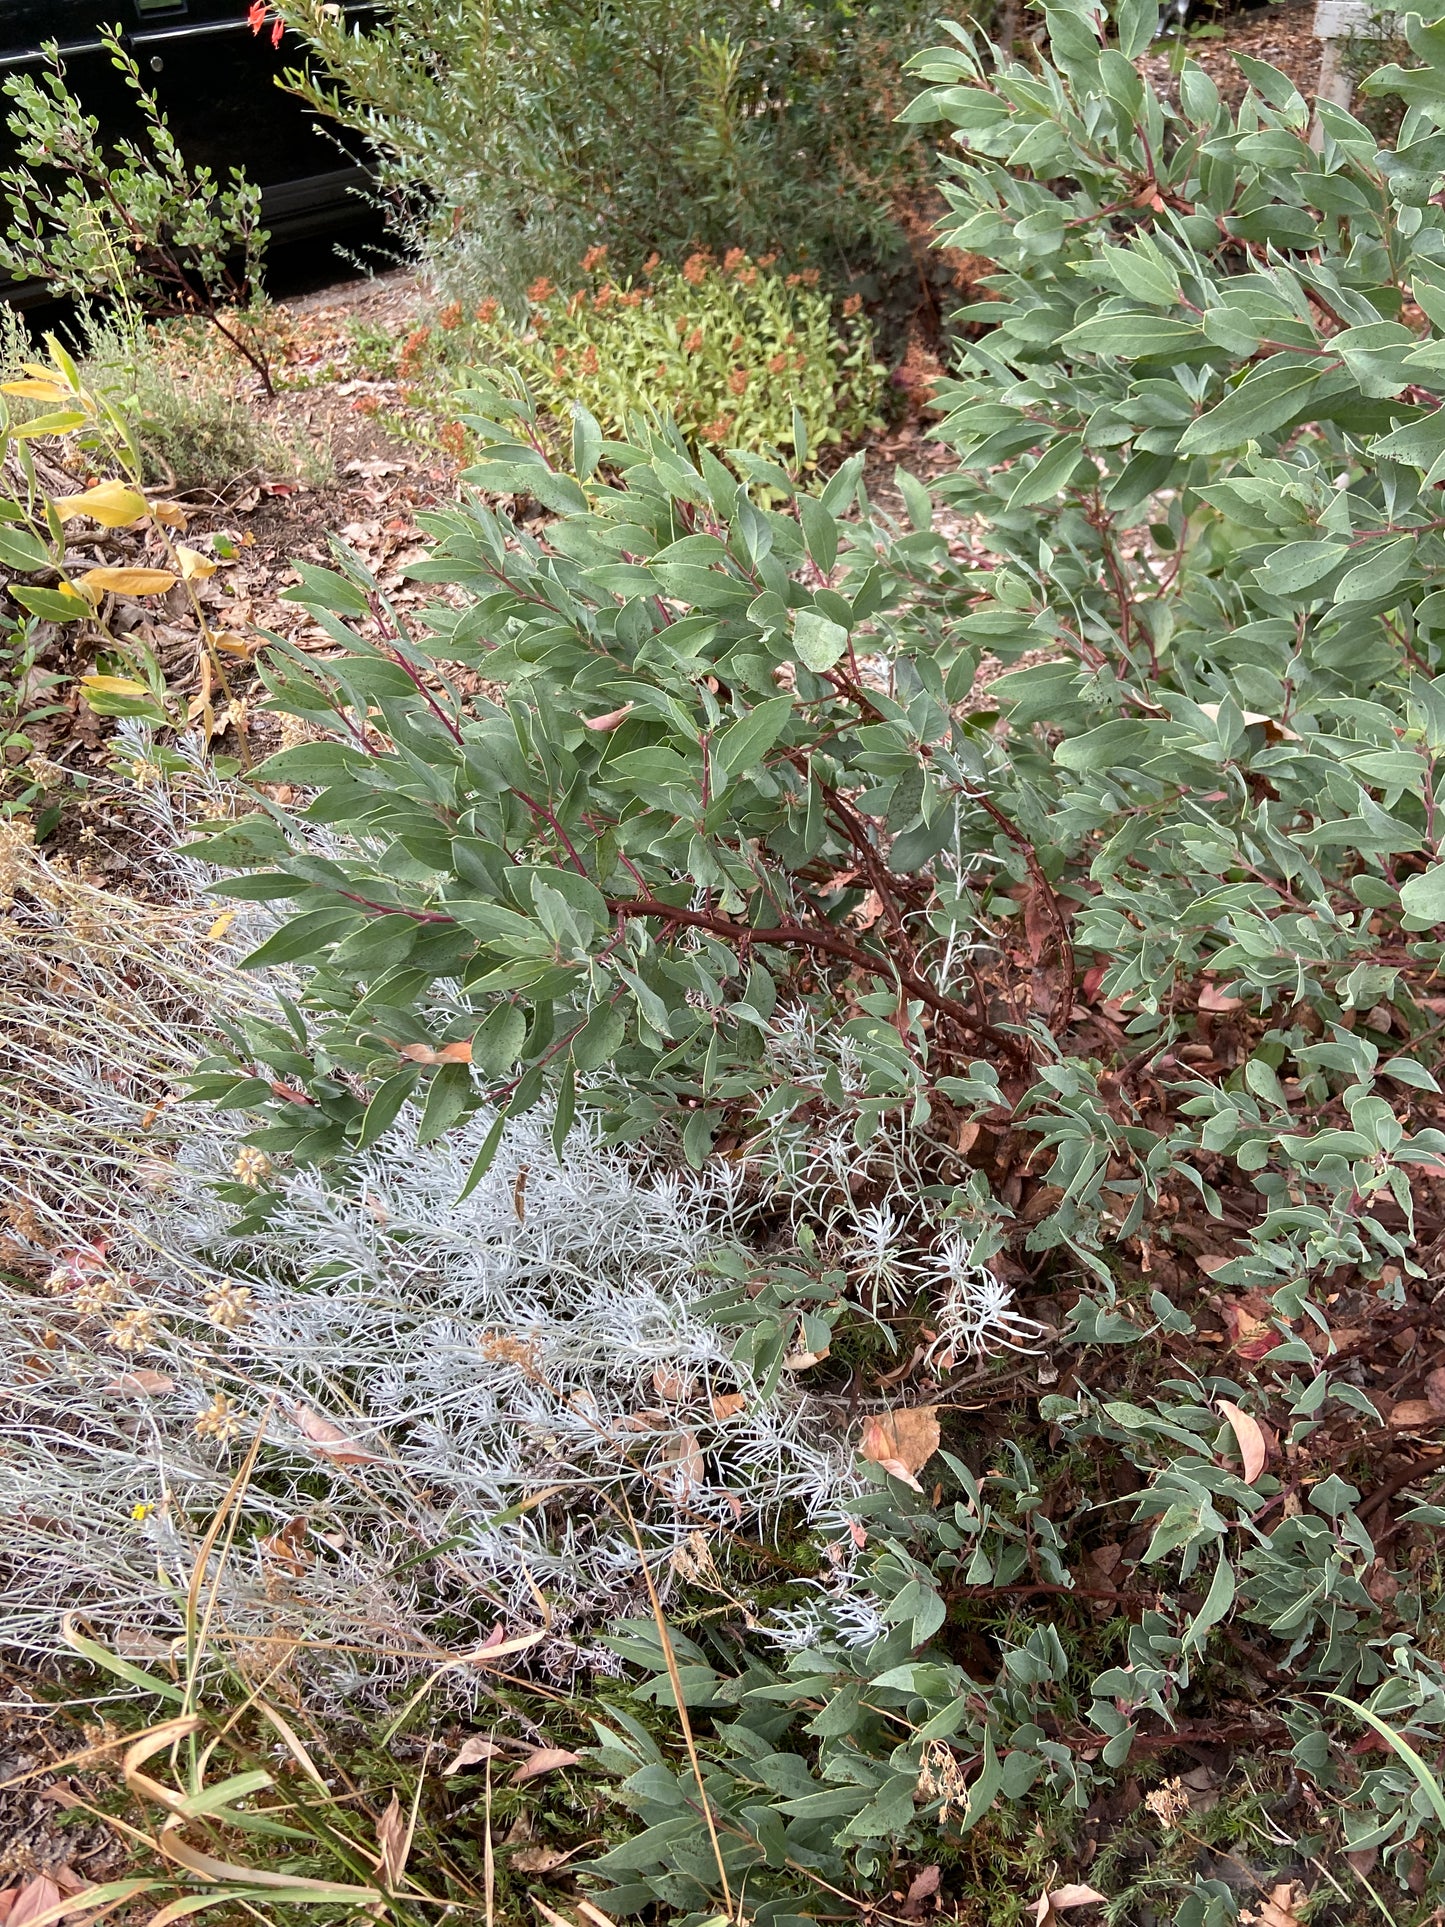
(583, 704), (633, 731)
(710, 1391), (746, 1421)
(1426, 1366), (1445, 1414)
(397, 1039), (472, 1064)
(1032, 1885), (1106, 1927)
(1390, 1399), (1440, 1428)
(859, 1407), (940, 1493)
(376, 1792), (410, 1889)
(7, 1879), (61, 1927)
(1217, 1400), (1268, 1483)
(513, 1747), (580, 1783)
(292, 1404), (385, 1464)
(105, 1370), (176, 1396)
(445, 1735), (504, 1775)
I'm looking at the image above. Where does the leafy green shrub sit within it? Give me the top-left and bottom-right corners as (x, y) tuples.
(189, 0), (1445, 1911)
(413, 251), (884, 459)
(265, 0), (940, 304)
(0, 29), (273, 391)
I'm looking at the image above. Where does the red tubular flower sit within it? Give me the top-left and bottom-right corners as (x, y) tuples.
(247, 1), (266, 29)
(271, 16), (283, 45)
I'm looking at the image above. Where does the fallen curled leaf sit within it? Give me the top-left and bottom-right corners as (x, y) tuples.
(149, 500), (188, 528)
(77, 566), (178, 598)
(513, 1746), (580, 1782)
(214, 630), (259, 657)
(397, 1038), (472, 1064)
(6, 1877), (64, 1927)
(1388, 1398), (1440, 1428)
(1195, 1253), (1233, 1277)
(1240, 1881), (1305, 1927)
(956, 1117), (980, 1154)
(509, 1846), (571, 1873)
(376, 1792), (410, 1889)
(291, 1404), (386, 1464)
(1217, 1399), (1268, 1483)
(1426, 1365), (1445, 1414)
(1216, 1294), (1276, 1361)
(902, 1864), (941, 1918)
(783, 1346), (828, 1370)
(583, 703), (633, 731)
(710, 1391), (746, 1421)
(176, 545), (216, 580)
(445, 1735), (503, 1774)
(1197, 980), (1243, 1012)
(105, 1370), (176, 1396)
(859, 1406), (940, 1493)
(1033, 1884), (1106, 1927)
(660, 1427), (704, 1491)
(652, 1366), (694, 1402)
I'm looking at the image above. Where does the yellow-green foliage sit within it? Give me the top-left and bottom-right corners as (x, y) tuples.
(463, 248), (885, 456)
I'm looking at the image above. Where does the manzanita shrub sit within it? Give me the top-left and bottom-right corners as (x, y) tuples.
(188, 1), (1445, 1913)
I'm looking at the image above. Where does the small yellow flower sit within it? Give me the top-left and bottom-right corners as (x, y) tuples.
(194, 1392), (241, 1442)
(204, 1281), (253, 1332)
(107, 1308), (159, 1353)
(130, 1502), (154, 1522)
(232, 1146), (272, 1188)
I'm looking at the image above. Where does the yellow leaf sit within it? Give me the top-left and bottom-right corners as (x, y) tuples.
(149, 500), (188, 528)
(77, 567), (177, 597)
(80, 675), (151, 699)
(176, 544), (216, 580)
(52, 480), (149, 528)
(0, 378), (70, 401)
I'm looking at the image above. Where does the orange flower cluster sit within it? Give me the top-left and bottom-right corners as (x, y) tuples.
(398, 326), (432, 379)
(527, 276), (555, 305)
(579, 344), (600, 374)
(701, 413), (735, 442)
(842, 292), (863, 317)
(682, 251), (712, 286)
(727, 368), (750, 396)
(438, 301), (464, 331)
(580, 243), (609, 272)
(786, 268), (821, 288)
(475, 297), (499, 324)
(683, 328), (704, 354)
(438, 421), (466, 457)
(767, 352), (788, 375)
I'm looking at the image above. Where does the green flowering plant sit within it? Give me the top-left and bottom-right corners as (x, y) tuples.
(426, 248), (885, 460)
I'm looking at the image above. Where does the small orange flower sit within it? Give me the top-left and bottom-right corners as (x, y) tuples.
(580, 343), (600, 374)
(728, 368), (750, 396)
(353, 394), (382, 417)
(801, 268), (820, 286)
(730, 332), (745, 352)
(438, 300), (464, 330)
(737, 266), (757, 287)
(620, 288), (644, 307)
(757, 251), (778, 269)
(675, 314), (690, 336)
(655, 362), (669, 381)
(723, 247), (747, 274)
(527, 276), (555, 304)
(683, 327), (703, 354)
(594, 283), (616, 309)
(702, 413), (734, 442)
(475, 297), (499, 324)
(643, 252), (660, 274)
(581, 243), (609, 272)
(682, 252), (710, 286)
(554, 346), (568, 368)
(439, 421), (466, 457)
(793, 351), (806, 370)
(767, 352), (787, 375)
(786, 273), (801, 288)
(842, 292), (863, 317)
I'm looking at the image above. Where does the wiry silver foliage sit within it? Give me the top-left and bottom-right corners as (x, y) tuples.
(0, 797), (859, 1692)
